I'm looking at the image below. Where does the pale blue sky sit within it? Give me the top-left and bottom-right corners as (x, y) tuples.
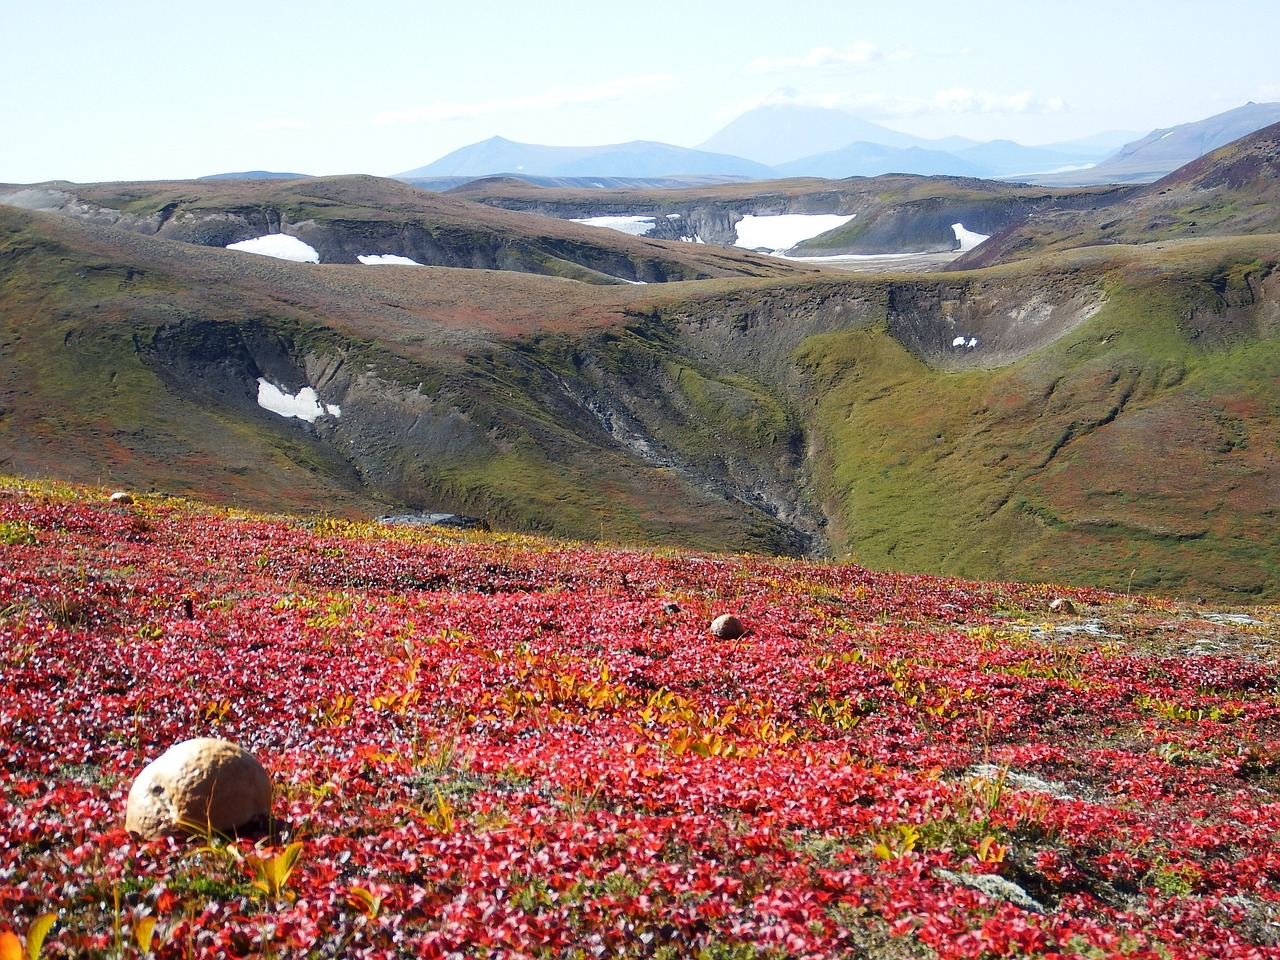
(3, 0), (1276, 183)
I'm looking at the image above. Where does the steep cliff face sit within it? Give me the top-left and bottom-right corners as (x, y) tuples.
(129, 311), (825, 556)
(883, 274), (1108, 367)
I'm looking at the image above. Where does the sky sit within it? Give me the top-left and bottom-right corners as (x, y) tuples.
(3, 0), (1277, 184)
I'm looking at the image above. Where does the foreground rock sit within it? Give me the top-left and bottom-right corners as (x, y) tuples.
(709, 614), (746, 639)
(125, 738), (272, 840)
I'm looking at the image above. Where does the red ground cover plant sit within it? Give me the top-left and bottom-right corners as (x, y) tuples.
(2, 478), (1279, 958)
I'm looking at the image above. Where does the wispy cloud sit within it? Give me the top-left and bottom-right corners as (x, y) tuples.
(718, 87), (1065, 122)
(254, 118), (309, 131)
(925, 88), (1066, 116)
(375, 74), (680, 125)
(743, 42), (906, 75)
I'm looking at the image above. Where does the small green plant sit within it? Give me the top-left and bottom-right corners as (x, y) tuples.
(246, 841), (305, 902)
(0, 520), (38, 546)
(424, 787), (456, 834)
(871, 823), (922, 860)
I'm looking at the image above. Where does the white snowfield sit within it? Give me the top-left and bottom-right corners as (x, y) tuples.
(733, 213), (856, 253)
(570, 215), (657, 236)
(256, 378), (340, 422)
(226, 234), (320, 263)
(951, 223), (989, 251)
(357, 254), (423, 265)
(560, 213), (984, 261)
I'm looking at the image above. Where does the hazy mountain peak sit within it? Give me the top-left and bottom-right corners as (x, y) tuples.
(696, 104), (927, 166)
(397, 138), (775, 179)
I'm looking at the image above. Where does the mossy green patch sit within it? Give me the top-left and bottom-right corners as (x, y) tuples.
(798, 249), (1280, 598)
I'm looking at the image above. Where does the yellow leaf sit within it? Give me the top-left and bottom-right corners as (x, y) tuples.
(348, 885), (384, 919)
(25, 914), (55, 960)
(133, 916), (158, 953)
(0, 932), (23, 960)
(248, 841), (304, 899)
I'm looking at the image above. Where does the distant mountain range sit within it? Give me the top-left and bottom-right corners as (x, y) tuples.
(198, 170), (313, 180)
(1032, 101), (1280, 185)
(395, 102), (1280, 187)
(693, 103), (977, 164)
(398, 137), (775, 180)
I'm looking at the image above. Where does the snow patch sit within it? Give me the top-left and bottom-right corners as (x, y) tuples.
(951, 223), (989, 252)
(733, 213), (855, 253)
(357, 254), (423, 265)
(256, 379), (340, 422)
(227, 234), (320, 263)
(570, 215), (657, 236)
(952, 336), (979, 349)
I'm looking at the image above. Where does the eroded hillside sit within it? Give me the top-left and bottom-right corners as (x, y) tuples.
(2, 163), (1278, 598)
(0, 176), (806, 284)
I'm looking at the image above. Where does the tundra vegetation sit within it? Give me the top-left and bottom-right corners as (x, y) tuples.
(2, 478), (1279, 957)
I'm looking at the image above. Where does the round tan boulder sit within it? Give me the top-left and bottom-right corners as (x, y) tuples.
(709, 614), (746, 640)
(125, 738), (272, 840)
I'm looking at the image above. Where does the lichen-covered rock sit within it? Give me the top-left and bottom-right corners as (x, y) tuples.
(125, 738), (272, 840)
(709, 614), (746, 640)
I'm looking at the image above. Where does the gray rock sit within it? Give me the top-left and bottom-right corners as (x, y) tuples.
(377, 512), (490, 532)
(935, 868), (1045, 914)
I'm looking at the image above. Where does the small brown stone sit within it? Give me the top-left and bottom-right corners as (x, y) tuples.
(1048, 598), (1077, 615)
(709, 614), (746, 640)
(125, 738), (272, 840)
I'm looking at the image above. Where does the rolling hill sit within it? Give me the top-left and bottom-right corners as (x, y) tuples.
(956, 120), (1280, 268)
(1, 128), (1278, 599)
(0, 175), (802, 284)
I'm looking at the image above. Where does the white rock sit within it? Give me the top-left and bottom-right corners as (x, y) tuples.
(125, 738), (272, 840)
